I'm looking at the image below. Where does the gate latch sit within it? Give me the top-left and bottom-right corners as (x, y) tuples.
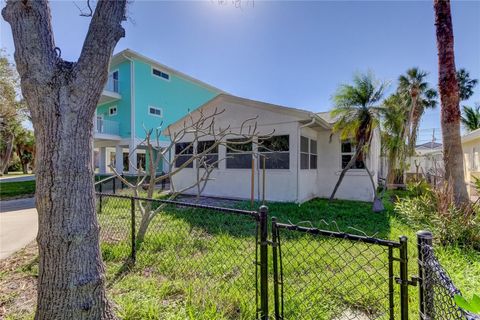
(395, 276), (419, 286)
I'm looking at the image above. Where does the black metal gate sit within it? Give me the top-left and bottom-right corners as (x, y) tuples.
(270, 218), (411, 320)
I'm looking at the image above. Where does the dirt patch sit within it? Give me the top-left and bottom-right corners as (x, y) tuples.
(174, 195), (244, 208)
(0, 242), (38, 318)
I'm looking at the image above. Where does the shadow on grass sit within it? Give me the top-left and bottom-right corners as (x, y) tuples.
(106, 257), (135, 289)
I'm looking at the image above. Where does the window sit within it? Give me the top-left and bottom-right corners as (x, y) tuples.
(175, 142), (194, 168)
(109, 106), (117, 116)
(148, 106), (162, 117)
(111, 70), (119, 92)
(152, 68), (170, 80)
(226, 138), (253, 169)
(341, 140), (365, 169)
(137, 153), (146, 170)
(258, 135), (289, 169)
(300, 136), (317, 170)
(310, 139), (317, 169)
(197, 140), (219, 168)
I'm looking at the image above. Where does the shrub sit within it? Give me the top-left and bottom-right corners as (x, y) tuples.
(394, 183), (480, 249)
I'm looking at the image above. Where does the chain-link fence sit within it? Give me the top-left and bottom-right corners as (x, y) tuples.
(96, 193), (262, 319)
(271, 219), (406, 320)
(417, 232), (479, 320)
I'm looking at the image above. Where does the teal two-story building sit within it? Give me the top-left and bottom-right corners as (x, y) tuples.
(94, 49), (223, 174)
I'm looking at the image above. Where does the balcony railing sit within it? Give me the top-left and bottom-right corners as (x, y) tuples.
(95, 119), (120, 136)
(104, 76), (119, 93)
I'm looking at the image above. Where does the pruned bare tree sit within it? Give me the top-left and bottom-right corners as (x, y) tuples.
(109, 108), (273, 245)
(2, 1), (127, 318)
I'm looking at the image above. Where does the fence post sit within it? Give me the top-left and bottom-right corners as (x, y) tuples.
(121, 174), (124, 189)
(99, 193), (102, 214)
(99, 181), (103, 193)
(131, 197), (136, 262)
(271, 217), (280, 320)
(113, 177), (116, 194)
(259, 205), (269, 320)
(399, 236), (409, 320)
(417, 230), (433, 320)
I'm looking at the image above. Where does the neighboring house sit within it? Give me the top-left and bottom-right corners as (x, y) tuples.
(164, 94), (381, 203)
(462, 128), (480, 198)
(406, 142), (443, 181)
(94, 49), (223, 174)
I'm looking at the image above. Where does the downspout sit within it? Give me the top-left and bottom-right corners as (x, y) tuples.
(296, 116), (316, 203)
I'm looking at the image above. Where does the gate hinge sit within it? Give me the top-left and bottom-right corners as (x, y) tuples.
(395, 276), (419, 286)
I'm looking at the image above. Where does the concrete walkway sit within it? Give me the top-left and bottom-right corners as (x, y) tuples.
(0, 197), (37, 260)
(0, 174), (35, 182)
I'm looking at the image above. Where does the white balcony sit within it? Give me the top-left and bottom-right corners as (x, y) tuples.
(94, 118), (120, 139)
(99, 76), (121, 104)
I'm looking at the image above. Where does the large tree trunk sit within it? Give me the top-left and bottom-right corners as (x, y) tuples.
(2, 1), (126, 318)
(433, 0), (469, 206)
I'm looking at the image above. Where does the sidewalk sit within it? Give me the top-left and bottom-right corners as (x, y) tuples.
(0, 197), (38, 260)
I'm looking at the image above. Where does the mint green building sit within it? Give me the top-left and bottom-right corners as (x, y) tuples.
(94, 49), (222, 174)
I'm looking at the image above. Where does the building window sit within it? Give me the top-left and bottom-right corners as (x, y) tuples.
(197, 140), (219, 168)
(341, 140), (365, 169)
(109, 106), (117, 116)
(226, 138), (252, 169)
(310, 139), (317, 169)
(149, 106), (163, 117)
(175, 142), (194, 168)
(300, 136), (317, 170)
(258, 135), (290, 169)
(137, 153), (146, 170)
(152, 68), (170, 80)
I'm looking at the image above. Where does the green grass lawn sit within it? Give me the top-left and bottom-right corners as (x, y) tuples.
(0, 180), (36, 200)
(94, 195), (479, 320)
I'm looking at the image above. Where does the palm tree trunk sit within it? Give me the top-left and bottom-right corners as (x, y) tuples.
(0, 133), (15, 175)
(329, 138), (365, 201)
(434, 0), (469, 206)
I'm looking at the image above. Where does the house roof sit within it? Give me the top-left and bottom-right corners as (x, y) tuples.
(416, 141), (443, 149)
(462, 128), (480, 144)
(164, 93), (333, 135)
(110, 49), (225, 94)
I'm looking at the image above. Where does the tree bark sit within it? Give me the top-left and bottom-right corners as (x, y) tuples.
(2, 1), (126, 319)
(433, 0), (469, 206)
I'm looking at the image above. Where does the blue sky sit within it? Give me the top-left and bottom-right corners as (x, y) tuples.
(1, 0), (479, 143)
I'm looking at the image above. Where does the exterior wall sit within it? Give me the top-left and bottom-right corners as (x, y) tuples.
(316, 130), (378, 202)
(96, 60), (132, 138)
(463, 139), (480, 197)
(171, 101), (301, 202)
(133, 59), (218, 141)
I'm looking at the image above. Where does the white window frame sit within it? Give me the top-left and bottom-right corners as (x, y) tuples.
(109, 106), (118, 116)
(300, 136), (316, 170)
(151, 66), (171, 81)
(148, 106), (163, 118)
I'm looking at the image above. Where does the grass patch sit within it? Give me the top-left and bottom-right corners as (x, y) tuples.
(0, 180), (36, 200)
(1, 194), (478, 319)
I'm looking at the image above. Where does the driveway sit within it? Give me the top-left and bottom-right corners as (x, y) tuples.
(0, 197), (37, 260)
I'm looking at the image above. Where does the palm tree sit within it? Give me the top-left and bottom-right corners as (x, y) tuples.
(398, 68), (438, 153)
(329, 72), (387, 201)
(457, 68), (478, 101)
(381, 93), (408, 185)
(434, 0), (469, 206)
(461, 104), (480, 132)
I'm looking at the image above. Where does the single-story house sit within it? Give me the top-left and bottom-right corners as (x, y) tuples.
(462, 128), (480, 198)
(406, 142), (443, 182)
(164, 94), (381, 203)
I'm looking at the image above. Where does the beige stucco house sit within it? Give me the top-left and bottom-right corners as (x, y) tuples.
(462, 128), (480, 198)
(164, 94), (381, 203)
